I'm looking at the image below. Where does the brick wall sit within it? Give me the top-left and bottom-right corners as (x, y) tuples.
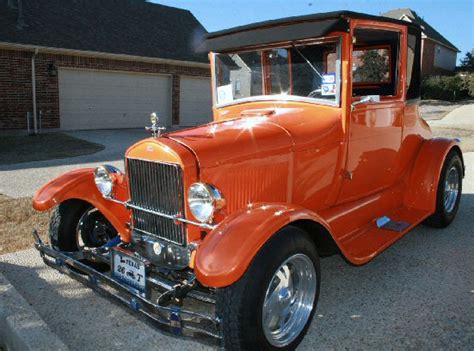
(421, 39), (453, 78)
(0, 48), (210, 130)
(0, 50), (33, 130)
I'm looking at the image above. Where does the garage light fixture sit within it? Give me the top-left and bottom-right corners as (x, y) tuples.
(48, 63), (58, 77)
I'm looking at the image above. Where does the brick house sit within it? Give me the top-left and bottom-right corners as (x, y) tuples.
(383, 8), (460, 77)
(0, 0), (212, 131)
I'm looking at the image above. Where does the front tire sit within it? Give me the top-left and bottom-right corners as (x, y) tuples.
(216, 226), (320, 350)
(49, 200), (117, 271)
(424, 150), (463, 228)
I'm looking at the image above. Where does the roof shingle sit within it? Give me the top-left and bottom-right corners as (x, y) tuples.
(382, 8), (459, 52)
(0, 0), (209, 63)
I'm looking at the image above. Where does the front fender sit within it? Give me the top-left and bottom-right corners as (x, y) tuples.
(405, 138), (463, 212)
(32, 168), (131, 241)
(194, 203), (331, 288)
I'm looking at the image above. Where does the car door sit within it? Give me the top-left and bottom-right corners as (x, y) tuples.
(337, 27), (404, 203)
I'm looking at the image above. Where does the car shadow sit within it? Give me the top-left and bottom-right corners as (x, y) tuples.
(0, 129), (148, 172)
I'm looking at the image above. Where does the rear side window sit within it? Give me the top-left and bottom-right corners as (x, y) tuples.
(406, 28), (421, 100)
(352, 28), (400, 97)
(352, 47), (391, 83)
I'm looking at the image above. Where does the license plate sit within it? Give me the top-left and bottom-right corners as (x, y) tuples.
(112, 249), (146, 293)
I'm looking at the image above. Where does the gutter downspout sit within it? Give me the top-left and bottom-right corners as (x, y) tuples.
(31, 48), (38, 134)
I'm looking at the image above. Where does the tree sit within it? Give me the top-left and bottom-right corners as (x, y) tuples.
(459, 50), (474, 72)
(353, 49), (389, 82)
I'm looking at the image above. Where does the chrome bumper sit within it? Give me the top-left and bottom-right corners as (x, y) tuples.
(32, 231), (222, 345)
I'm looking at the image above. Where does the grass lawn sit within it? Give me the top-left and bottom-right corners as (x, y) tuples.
(0, 194), (49, 255)
(0, 132), (104, 165)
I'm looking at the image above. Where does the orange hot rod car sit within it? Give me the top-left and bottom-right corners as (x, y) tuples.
(32, 11), (464, 350)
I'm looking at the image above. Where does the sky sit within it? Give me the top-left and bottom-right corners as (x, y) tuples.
(151, 0), (473, 63)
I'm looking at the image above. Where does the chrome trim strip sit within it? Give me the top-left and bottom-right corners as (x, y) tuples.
(126, 157), (181, 166)
(106, 197), (217, 230)
(214, 94), (339, 109)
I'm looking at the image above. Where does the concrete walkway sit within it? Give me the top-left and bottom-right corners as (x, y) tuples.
(428, 104), (474, 129)
(0, 272), (68, 350)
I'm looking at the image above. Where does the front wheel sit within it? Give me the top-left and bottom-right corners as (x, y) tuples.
(216, 226), (320, 350)
(49, 200), (118, 271)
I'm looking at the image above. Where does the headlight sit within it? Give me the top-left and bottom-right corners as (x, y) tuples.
(94, 165), (121, 197)
(187, 183), (224, 223)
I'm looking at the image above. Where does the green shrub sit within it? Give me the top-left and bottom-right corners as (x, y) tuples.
(421, 74), (473, 101)
(460, 73), (474, 97)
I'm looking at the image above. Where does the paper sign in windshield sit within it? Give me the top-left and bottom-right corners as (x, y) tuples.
(322, 74), (335, 84)
(321, 73), (336, 96)
(217, 84), (233, 105)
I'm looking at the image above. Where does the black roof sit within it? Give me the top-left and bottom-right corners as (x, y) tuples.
(383, 8), (459, 52)
(206, 10), (420, 39)
(203, 10), (421, 52)
(0, 0), (208, 63)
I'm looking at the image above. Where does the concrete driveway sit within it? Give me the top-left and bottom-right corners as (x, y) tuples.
(428, 104), (474, 129)
(0, 152), (473, 350)
(0, 129), (146, 198)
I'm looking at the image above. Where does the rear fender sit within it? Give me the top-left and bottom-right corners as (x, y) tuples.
(405, 138), (463, 212)
(194, 203), (332, 288)
(32, 168), (131, 241)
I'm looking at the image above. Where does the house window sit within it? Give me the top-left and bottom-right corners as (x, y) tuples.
(235, 79), (241, 95)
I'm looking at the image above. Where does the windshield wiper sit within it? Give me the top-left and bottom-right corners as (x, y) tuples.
(292, 45), (323, 79)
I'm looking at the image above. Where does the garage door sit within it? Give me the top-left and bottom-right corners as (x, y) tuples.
(179, 77), (212, 126)
(59, 69), (171, 130)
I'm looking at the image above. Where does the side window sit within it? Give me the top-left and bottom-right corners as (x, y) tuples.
(267, 49), (290, 94)
(352, 47), (391, 83)
(406, 29), (421, 100)
(352, 28), (400, 97)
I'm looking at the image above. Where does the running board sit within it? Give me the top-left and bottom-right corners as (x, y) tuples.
(376, 216), (410, 232)
(337, 207), (431, 264)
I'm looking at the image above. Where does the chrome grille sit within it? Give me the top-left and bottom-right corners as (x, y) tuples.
(127, 158), (186, 246)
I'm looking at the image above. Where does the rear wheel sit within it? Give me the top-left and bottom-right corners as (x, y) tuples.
(49, 200), (117, 270)
(424, 150), (463, 228)
(216, 226), (320, 350)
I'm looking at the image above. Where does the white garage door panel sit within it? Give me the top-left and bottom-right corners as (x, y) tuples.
(59, 69), (171, 130)
(180, 77), (212, 126)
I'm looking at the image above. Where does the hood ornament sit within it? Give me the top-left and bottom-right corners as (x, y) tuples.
(146, 112), (166, 138)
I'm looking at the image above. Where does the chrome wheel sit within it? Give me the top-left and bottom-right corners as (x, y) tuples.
(262, 253), (317, 347)
(444, 166), (460, 213)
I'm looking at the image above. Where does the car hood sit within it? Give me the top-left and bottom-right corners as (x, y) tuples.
(165, 117), (294, 168)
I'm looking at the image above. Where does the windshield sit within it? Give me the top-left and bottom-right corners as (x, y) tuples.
(214, 39), (341, 106)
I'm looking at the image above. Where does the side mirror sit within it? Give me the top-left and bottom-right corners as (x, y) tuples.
(351, 95), (380, 111)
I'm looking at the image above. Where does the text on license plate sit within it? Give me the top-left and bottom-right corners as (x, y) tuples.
(112, 250), (146, 293)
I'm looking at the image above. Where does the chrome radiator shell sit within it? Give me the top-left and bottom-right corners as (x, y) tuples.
(127, 158), (186, 246)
